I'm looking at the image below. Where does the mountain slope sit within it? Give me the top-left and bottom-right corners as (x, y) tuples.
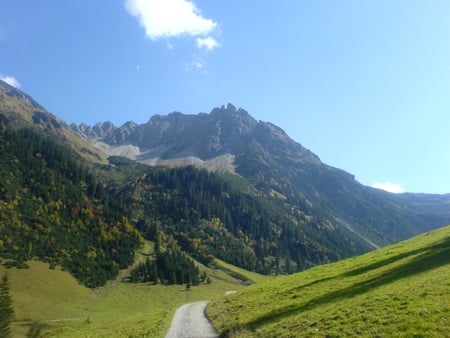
(0, 81), (141, 287)
(2, 80), (449, 283)
(0, 125), (141, 287)
(107, 158), (371, 274)
(207, 224), (450, 337)
(0, 80), (107, 164)
(72, 103), (450, 248)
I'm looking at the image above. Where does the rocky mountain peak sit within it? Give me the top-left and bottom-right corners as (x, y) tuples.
(70, 121), (116, 140)
(69, 104), (321, 167)
(93, 121), (115, 135)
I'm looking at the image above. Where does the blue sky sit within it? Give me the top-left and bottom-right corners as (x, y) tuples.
(1, 1), (450, 194)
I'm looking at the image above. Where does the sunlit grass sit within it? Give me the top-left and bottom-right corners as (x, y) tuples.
(207, 225), (450, 337)
(214, 258), (273, 284)
(4, 226), (449, 337)
(2, 242), (266, 338)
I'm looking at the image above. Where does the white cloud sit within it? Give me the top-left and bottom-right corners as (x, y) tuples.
(125, 0), (217, 41)
(196, 36), (220, 50)
(0, 74), (21, 88)
(371, 181), (405, 194)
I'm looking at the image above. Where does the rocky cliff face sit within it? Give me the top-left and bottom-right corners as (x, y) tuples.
(71, 103), (320, 168)
(70, 121), (116, 140)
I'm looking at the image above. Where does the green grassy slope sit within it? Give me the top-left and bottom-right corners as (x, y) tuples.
(207, 225), (450, 337)
(1, 245), (268, 338)
(214, 258), (273, 285)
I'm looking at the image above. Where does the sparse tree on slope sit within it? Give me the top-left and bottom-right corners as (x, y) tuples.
(0, 273), (14, 337)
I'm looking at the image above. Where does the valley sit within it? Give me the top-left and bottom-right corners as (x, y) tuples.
(1, 254), (255, 337)
(0, 79), (449, 337)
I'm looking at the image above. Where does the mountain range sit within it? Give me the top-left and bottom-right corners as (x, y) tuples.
(1, 78), (450, 284)
(71, 102), (450, 248)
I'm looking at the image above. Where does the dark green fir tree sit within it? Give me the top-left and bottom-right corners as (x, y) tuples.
(0, 274), (14, 337)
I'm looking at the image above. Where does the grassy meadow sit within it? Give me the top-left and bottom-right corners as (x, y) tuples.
(2, 242), (267, 338)
(207, 225), (450, 337)
(3, 225), (449, 337)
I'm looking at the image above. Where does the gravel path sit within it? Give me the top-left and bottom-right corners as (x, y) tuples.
(165, 301), (218, 338)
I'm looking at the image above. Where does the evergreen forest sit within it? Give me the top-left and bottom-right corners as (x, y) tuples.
(0, 125), (141, 287)
(129, 240), (207, 286)
(109, 157), (368, 276)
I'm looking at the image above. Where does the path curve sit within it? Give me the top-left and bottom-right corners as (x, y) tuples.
(165, 301), (218, 338)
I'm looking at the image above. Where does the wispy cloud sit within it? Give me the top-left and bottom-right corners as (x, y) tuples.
(196, 36), (220, 51)
(125, 0), (219, 49)
(371, 181), (405, 193)
(192, 57), (205, 69)
(184, 56), (207, 72)
(0, 74), (21, 88)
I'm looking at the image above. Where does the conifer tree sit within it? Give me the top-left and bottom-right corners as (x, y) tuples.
(0, 273), (14, 337)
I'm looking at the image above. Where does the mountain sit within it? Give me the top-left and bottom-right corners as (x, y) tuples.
(70, 104), (318, 169)
(2, 79), (450, 284)
(72, 103), (450, 249)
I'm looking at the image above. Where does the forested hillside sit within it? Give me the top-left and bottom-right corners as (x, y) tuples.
(0, 125), (141, 287)
(108, 157), (371, 275)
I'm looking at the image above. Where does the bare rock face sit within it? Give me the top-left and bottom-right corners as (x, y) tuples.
(70, 102), (319, 166)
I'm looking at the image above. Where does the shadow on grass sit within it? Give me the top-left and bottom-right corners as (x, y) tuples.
(291, 236), (450, 292)
(342, 235), (450, 277)
(243, 236), (450, 331)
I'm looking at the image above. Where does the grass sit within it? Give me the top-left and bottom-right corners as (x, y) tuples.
(214, 258), (273, 285)
(3, 224), (449, 337)
(207, 224), (450, 337)
(1, 242), (267, 338)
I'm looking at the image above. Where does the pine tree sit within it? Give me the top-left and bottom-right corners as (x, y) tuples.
(0, 273), (14, 337)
